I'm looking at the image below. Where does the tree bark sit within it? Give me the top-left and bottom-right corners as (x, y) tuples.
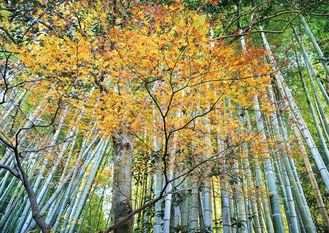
(112, 133), (134, 233)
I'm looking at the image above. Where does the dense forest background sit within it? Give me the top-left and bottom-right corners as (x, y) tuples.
(0, 0), (329, 232)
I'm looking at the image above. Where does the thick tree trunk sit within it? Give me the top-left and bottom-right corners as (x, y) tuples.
(112, 133), (134, 233)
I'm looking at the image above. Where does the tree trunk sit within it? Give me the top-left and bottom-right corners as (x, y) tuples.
(220, 176), (232, 233)
(112, 133), (134, 233)
(190, 185), (199, 232)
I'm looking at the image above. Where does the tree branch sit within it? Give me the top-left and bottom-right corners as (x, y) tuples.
(0, 164), (21, 179)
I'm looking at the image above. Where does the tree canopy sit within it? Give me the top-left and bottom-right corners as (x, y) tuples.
(0, 0), (329, 233)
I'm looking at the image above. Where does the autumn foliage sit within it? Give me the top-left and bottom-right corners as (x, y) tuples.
(0, 1), (284, 232)
(6, 1), (272, 151)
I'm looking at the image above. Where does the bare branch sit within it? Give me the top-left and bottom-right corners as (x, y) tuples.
(0, 164), (21, 179)
(0, 135), (14, 149)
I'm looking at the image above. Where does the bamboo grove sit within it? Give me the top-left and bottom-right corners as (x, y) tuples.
(0, 0), (328, 232)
